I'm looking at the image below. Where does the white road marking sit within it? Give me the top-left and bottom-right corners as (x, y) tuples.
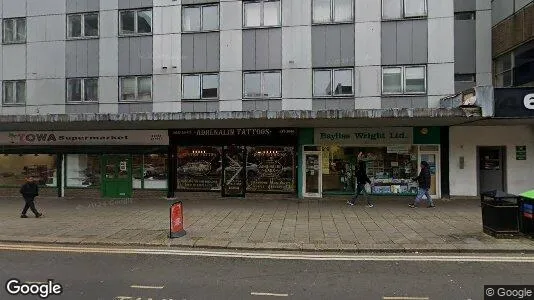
(383, 297), (429, 300)
(0, 243), (533, 263)
(130, 285), (164, 289)
(251, 292), (289, 297)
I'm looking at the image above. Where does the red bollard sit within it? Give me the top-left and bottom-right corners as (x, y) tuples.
(170, 201), (186, 238)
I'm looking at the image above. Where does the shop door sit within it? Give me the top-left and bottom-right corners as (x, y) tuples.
(221, 146), (246, 197)
(418, 152), (440, 198)
(303, 151), (322, 198)
(101, 155), (133, 198)
(478, 147), (506, 194)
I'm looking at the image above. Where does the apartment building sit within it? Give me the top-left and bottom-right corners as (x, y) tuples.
(0, 0), (484, 199)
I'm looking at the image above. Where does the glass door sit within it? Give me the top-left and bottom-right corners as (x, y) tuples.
(101, 155), (133, 198)
(303, 151), (322, 198)
(418, 151), (440, 198)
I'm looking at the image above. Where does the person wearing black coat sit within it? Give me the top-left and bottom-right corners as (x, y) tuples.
(20, 177), (42, 218)
(348, 161), (374, 207)
(409, 161), (435, 208)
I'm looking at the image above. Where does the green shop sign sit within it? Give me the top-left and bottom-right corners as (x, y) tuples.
(315, 128), (413, 145)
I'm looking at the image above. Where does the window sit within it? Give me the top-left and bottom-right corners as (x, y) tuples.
(382, 66), (426, 95)
(312, 69), (353, 97)
(182, 5), (219, 32)
(454, 74), (476, 82)
(313, 0), (353, 23)
(67, 13), (99, 38)
(2, 80), (26, 105)
(243, 0), (281, 27)
(67, 78), (98, 102)
(120, 76), (152, 101)
(119, 9), (152, 35)
(382, 0), (426, 20)
(243, 71), (281, 98)
(494, 53), (513, 87)
(3, 18), (26, 43)
(454, 11), (476, 20)
(182, 74), (219, 100)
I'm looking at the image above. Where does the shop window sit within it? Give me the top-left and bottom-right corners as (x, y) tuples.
(3, 18), (26, 43)
(67, 13), (99, 39)
(313, 68), (353, 97)
(143, 154), (167, 189)
(313, 0), (353, 24)
(132, 155), (144, 189)
(119, 9), (152, 36)
(177, 147), (222, 191)
(120, 76), (152, 101)
(0, 154), (57, 187)
(243, 71), (281, 99)
(182, 73), (219, 100)
(382, 66), (426, 95)
(382, 0), (426, 20)
(182, 4), (219, 32)
(2, 80), (26, 105)
(244, 0), (281, 28)
(321, 146), (418, 195)
(66, 154), (100, 188)
(246, 146), (295, 193)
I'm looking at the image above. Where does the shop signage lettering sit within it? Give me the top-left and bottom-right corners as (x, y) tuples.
(315, 128), (413, 145)
(0, 130), (168, 145)
(494, 88), (534, 117)
(525, 94), (534, 110)
(171, 128), (296, 137)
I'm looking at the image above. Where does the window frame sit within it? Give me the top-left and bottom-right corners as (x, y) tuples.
(2, 18), (27, 44)
(494, 52), (514, 88)
(312, 0), (354, 24)
(66, 78), (99, 103)
(243, 0), (282, 28)
(119, 9), (153, 36)
(2, 80), (26, 105)
(182, 4), (220, 33)
(243, 71), (282, 99)
(67, 12), (100, 39)
(312, 68), (354, 97)
(381, 65), (427, 95)
(181, 73), (220, 101)
(454, 73), (476, 82)
(454, 11), (476, 21)
(381, 0), (427, 21)
(119, 76), (153, 102)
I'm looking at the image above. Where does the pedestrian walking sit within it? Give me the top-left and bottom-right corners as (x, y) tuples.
(20, 177), (42, 218)
(347, 160), (374, 207)
(409, 161), (435, 208)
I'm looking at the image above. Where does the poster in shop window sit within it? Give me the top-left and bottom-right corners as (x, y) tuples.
(176, 147), (222, 191)
(246, 146), (295, 193)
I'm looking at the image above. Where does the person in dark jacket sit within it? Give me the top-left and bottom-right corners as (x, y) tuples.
(348, 161), (374, 207)
(409, 161), (435, 208)
(20, 177), (42, 218)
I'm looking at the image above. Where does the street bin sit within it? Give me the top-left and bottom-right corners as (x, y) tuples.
(519, 190), (534, 238)
(480, 190), (521, 238)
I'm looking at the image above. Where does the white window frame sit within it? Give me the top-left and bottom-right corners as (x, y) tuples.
(181, 73), (220, 100)
(381, 65), (427, 95)
(119, 9), (153, 36)
(182, 4), (220, 32)
(67, 12), (99, 39)
(2, 18), (26, 44)
(119, 76), (153, 102)
(312, 0), (354, 24)
(243, 71), (282, 99)
(243, 0), (281, 28)
(381, 0), (427, 20)
(2, 80), (26, 105)
(312, 68), (354, 97)
(66, 78), (99, 103)
(494, 52), (514, 88)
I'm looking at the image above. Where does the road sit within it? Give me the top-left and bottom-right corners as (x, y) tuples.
(0, 244), (533, 300)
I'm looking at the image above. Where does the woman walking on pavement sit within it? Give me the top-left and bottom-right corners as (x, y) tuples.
(409, 161), (435, 208)
(348, 160), (374, 208)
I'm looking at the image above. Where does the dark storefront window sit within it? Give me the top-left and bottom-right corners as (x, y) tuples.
(0, 154), (57, 187)
(177, 147), (222, 191)
(246, 146), (295, 193)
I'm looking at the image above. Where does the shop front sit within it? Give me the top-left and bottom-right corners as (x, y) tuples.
(168, 128), (298, 197)
(301, 127), (442, 199)
(0, 130), (169, 198)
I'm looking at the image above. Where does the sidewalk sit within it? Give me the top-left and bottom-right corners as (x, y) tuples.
(1, 193), (533, 253)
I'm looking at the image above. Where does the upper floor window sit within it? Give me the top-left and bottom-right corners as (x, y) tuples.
(243, 71), (281, 99)
(243, 0), (281, 28)
(382, 0), (427, 20)
(182, 5), (219, 32)
(119, 9), (152, 36)
(67, 13), (99, 38)
(67, 78), (98, 102)
(454, 11), (476, 20)
(313, 68), (353, 97)
(382, 66), (426, 95)
(313, 0), (353, 24)
(120, 76), (152, 101)
(3, 18), (26, 44)
(494, 53), (513, 87)
(182, 73), (219, 100)
(2, 80), (26, 105)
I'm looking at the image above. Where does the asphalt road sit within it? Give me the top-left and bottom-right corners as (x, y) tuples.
(1, 247), (533, 300)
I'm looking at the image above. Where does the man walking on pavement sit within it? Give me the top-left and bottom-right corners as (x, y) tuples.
(409, 161), (435, 208)
(20, 177), (43, 218)
(348, 160), (374, 208)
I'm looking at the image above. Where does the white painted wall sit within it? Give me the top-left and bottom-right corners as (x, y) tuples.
(450, 125), (534, 196)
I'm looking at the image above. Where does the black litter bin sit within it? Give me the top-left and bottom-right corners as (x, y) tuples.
(519, 197), (534, 238)
(480, 190), (521, 238)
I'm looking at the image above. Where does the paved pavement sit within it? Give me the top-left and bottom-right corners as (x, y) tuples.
(1, 247), (534, 299)
(1, 192), (533, 252)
